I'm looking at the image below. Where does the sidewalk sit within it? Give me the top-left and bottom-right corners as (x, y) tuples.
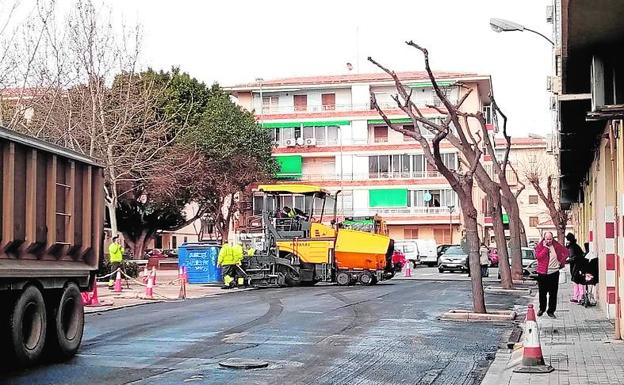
(482, 273), (624, 385)
(84, 269), (249, 314)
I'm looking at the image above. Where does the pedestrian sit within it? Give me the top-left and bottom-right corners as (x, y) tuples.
(217, 240), (236, 289)
(488, 247), (499, 267)
(566, 233), (586, 303)
(534, 231), (569, 318)
(107, 235), (124, 289)
(479, 243), (490, 277)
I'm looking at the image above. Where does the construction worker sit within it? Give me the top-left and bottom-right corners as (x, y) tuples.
(232, 243), (244, 287)
(108, 235), (124, 289)
(217, 241), (236, 289)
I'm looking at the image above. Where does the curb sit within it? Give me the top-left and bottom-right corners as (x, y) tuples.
(439, 309), (517, 322)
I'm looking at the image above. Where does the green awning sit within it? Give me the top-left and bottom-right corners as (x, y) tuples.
(406, 80), (455, 88)
(274, 155), (302, 179)
(369, 189), (408, 208)
(261, 120), (350, 129)
(367, 118), (412, 125)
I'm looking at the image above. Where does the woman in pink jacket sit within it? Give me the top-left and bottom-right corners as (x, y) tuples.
(534, 231), (569, 318)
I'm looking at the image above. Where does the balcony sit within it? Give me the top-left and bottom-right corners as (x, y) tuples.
(275, 171), (445, 182)
(255, 100), (457, 116)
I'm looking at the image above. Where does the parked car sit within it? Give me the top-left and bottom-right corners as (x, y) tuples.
(497, 247), (537, 279)
(438, 245), (469, 273)
(415, 239), (439, 266)
(437, 244), (454, 258)
(395, 240), (419, 268)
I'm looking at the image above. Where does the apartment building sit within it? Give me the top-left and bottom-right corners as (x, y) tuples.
(228, 71), (513, 245)
(553, 0), (624, 329)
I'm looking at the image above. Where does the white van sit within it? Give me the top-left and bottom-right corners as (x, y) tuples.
(415, 239), (438, 266)
(395, 240), (419, 268)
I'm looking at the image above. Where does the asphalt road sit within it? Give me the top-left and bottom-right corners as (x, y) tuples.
(1, 277), (526, 385)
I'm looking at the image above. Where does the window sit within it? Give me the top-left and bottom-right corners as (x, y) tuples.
(183, 236), (188, 243)
(337, 190), (353, 215)
(374, 126), (388, 143)
(315, 126), (326, 145)
(529, 195), (539, 204)
(412, 154), (425, 177)
(322, 93), (336, 110)
(529, 216), (539, 227)
(262, 96), (279, 113)
(483, 104), (493, 124)
(434, 229), (451, 244)
(171, 236), (177, 249)
(494, 148), (506, 161)
(441, 153), (457, 170)
(294, 95), (307, 111)
(404, 228), (419, 239)
(408, 189), (457, 208)
(326, 126), (338, 145)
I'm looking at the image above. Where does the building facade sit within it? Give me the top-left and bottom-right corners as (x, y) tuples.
(554, 0), (624, 333)
(228, 72), (554, 246)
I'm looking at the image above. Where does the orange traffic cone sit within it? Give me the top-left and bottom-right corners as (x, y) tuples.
(404, 262), (412, 277)
(145, 271), (154, 299)
(151, 266), (157, 286)
(113, 270), (123, 293)
(513, 304), (554, 373)
(81, 292), (92, 305)
(142, 266), (149, 284)
(178, 267), (187, 300)
(85, 279), (111, 307)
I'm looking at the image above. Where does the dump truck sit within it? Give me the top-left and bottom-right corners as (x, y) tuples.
(0, 126), (104, 366)
(242, 184), (394, 287)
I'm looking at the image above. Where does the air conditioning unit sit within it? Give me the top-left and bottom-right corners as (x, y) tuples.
(284, 138), (297, 147)
(304, 138), (316, 146)
(546, 5), (553, 23)
(546, 75), (553, 92)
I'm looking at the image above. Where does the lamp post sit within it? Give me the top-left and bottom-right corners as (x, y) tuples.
(447, 205), (455, 244)
(255, 77), (264, 116)
(489, 18), (554, 46)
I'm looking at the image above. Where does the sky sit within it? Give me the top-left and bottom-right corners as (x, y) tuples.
(89, 1), (555, 136)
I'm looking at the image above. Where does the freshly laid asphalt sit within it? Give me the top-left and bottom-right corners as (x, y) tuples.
(1, 271), (528, 385)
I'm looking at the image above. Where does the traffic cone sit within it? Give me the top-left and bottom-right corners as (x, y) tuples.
(113, 270), (123, 293)
(183, 266), (188, 283)
(81, 292), (92, 305)
(404, 262), (412, 277)
(178, 266), (184, 282)
(151, 266), (157, 286)
(142, 266), (149, 284)
(85, 279), (111, 307)
(145, 272), (154, 299)
(178, 269), (186, 300)
(513, 304), (554, 373)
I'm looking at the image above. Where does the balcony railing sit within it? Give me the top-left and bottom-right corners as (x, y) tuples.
(255, 100), (458, 115)
(251, 207), (457, 217)
(276, 171), (447, 181)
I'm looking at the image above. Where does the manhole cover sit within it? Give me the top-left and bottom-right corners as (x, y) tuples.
(219, 358), (269, 369)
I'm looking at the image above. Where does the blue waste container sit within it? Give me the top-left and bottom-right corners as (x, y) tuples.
(178, 242), (222, 284)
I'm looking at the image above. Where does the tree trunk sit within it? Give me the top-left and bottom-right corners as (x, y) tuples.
(504, 197), (524, 281)
(489, 194), (513, 289)
(557, 227), (566, 244)
(519, 220), (528, 247)
(105, 199), (118, 237)
(462, 202), (486, 314)
(124, 230), (149, 260)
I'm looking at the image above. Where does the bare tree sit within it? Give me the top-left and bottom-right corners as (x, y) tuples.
(368, 45), (488, 313)
(522, 153), (569, 242)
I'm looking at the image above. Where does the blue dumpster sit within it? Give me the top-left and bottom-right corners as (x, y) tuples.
(178, 242), (222, 284)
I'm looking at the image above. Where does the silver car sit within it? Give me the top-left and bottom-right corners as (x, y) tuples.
(438, 245), (469, 273)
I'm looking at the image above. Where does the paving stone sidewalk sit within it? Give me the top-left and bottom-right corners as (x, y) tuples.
(482, 273), (624, 385)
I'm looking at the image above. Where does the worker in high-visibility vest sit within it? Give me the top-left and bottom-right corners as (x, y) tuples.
(217, 241), (236, 289)
(231, 243), (244, 287)
(108, 235), (124, 289)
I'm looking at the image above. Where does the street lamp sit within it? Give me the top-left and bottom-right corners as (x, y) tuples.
(255, 77), (264, 115)
(489, 18), (554, 46)
(447, 205), (455, 243)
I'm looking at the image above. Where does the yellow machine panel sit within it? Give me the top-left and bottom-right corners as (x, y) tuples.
(310, 223), (336, 238)
(334, 229), (390, 270)
(276, 239), (334, 264)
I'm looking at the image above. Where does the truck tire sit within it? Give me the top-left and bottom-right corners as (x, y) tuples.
(46, 283), (84, 359)
(8, 285), (47, 366)
(359, 271), (373, 286)
(336, 272), (350, 286)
